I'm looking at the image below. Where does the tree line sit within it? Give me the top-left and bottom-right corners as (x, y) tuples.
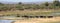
(0, 0), (60, 11)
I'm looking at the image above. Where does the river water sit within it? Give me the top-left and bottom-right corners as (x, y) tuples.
(0, 20), (15, 23)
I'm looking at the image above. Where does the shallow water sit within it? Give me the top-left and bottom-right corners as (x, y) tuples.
(0, 20), (15, 23)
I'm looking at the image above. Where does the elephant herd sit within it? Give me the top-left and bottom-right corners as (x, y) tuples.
(16, 15), (53, 18)
(0, 15), (53, 18)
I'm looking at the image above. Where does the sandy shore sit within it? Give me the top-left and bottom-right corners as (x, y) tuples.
(13, 17), (60, 23)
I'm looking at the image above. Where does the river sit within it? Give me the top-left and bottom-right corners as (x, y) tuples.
(0, 20), (15, 23)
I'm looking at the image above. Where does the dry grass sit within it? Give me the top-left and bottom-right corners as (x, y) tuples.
(0, 9), (54, 15)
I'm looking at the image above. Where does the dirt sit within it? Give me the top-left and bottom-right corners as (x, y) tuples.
(13, 17), (60, 23)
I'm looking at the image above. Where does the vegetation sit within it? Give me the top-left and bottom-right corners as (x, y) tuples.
(0, 0), (60, 11)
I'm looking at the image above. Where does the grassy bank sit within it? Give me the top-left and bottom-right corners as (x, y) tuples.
(0, 9), (54, 15)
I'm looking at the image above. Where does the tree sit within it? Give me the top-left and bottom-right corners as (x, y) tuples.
(18, 2), (22, 4)
(42, 2), (49, 9)
(0, 3), (2, 4)
(45, 2), (49, 6)
(0, 2), (4, 6)
(53, 0), (60, 6)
